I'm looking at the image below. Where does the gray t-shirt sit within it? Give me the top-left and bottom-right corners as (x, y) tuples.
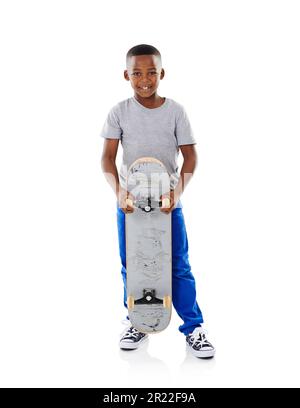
(100, 96), (196, 191)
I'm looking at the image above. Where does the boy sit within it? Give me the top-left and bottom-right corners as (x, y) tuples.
(101, 44), (215, 359)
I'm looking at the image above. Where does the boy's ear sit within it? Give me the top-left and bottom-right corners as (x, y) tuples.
(160, 68), (165, 80)
(124, 70), (130, 81)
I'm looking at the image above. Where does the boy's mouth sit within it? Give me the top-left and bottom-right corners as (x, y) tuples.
(138, 86), (152, 91)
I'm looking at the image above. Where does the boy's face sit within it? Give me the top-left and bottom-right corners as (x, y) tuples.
(124, 55), (165, 98)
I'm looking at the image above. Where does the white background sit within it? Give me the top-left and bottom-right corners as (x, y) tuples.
(0, 0), (299, 388)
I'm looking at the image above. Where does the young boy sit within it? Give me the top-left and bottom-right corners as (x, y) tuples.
(101, 44), (215, 359)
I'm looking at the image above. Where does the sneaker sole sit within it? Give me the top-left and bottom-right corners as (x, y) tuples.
(187, 344), (216, 359)
(119, 335), (148, 350)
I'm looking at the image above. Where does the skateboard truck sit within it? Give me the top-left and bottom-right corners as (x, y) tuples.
(135, 289), (163, 305)
(140, 197), (157, 213)
(126, 197), (170, 212)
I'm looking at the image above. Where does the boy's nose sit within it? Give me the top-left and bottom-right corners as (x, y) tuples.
(140, 73), (154, 80)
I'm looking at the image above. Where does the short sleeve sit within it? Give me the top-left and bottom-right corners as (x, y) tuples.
(175, 106), (196, 146)
(100, 106), (122, 139)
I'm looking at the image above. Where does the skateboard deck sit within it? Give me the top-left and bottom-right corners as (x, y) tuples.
(125, 157), (172, 333)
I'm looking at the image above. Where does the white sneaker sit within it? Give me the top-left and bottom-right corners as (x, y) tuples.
(186, 327), (215, 358)
(119, 325), (148, 350)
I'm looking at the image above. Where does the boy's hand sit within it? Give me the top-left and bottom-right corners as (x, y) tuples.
(160, 190), (179, 214)
(118, 187), (135, 214)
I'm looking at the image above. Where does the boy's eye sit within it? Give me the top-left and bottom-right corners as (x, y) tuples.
(132, 72), (157, 76)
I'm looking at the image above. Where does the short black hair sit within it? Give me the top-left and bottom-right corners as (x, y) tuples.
(126, 44), (162, 67)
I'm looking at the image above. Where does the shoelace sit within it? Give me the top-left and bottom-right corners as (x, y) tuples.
(189, 327), (211, 348)
(122, 326), (141, 340)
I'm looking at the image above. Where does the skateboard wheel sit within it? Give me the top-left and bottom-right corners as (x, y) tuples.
(162, 198), (170, 209)
(163, 295), (172, 309)
(144, 205), (151, 212)
(127, 296), (135, 310)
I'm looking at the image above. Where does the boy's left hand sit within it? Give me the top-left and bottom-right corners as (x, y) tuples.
(160, 190), (178, 214)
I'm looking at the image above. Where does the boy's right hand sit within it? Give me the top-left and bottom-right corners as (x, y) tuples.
(118, 187), (134, 214)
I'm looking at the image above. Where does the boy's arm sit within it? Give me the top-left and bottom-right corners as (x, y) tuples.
(175, 144), (198, 198)
(161, 144), (198, 213)
(101, 139), (120, 197)
(101, 139), (134, 213)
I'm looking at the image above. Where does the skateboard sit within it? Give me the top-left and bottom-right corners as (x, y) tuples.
(125, 157), (172, 333)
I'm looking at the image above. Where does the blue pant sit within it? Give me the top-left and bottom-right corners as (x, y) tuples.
(116, 206), (204, 335)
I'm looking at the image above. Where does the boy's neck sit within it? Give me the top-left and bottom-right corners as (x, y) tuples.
(133, 92), (165, 109)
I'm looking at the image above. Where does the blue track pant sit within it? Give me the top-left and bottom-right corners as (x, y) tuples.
(116, 206), (204, 335)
